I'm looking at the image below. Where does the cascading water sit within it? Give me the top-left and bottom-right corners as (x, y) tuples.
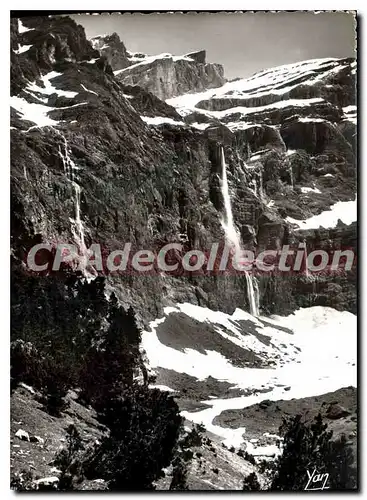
(303, 241), (309, 278)
(220, 147), (241, 254)
(245, 272), (260, 317)
(72, 181), (86, 251)
(219, 146), (260, 316)
(58, 134), (86, 252)
(289, 164), (294, 188)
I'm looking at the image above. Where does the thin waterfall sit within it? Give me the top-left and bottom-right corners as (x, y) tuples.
(258, 171), (265, 201)
(304, 242), (309, 277)
(220, 146), (260, 316)
(58, 133), (86, 252)
(289, 164), (294, 188)
(71, 181), (86, 251)
(254, 276), (260, 316)
(245, 272), (260, 317)
(220, 147), (241, 253)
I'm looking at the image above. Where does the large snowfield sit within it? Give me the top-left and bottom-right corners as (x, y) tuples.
(142, 303), (356, 449)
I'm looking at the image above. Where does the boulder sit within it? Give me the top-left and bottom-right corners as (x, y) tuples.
(326, 402), (351, 420)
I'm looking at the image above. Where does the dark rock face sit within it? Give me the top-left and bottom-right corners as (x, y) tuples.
(11, 14), (357, 325)
(185, 50), (206, 64)
(236, 125), (286, 153)
(11, 16), (100, 95)
(280, 119), (354, 158)
(120, 83), (183, 120)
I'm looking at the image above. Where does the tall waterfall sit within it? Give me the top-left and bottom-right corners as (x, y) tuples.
(58, 135), (86, 252)
(220, 147), (241, 254)
(220, 147), (260, 316)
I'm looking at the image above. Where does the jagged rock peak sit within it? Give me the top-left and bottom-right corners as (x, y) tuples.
(11, 16), (101, 95)
(90, 32), (130, 70)
(89, 33), (225, 99)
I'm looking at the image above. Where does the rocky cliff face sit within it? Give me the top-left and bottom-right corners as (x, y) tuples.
(11, 16), (357, 322)
(90, 33), (226, 100)
(114, 50), (225, 99)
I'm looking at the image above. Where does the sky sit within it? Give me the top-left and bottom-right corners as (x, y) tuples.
(71, 11), (357, 80)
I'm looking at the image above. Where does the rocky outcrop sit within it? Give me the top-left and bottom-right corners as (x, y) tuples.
(114, 51), (226, 100)
(11, 17), (101, 95)
(89, 34), (226, 100)
(326, 402), (351, 420)
(120, 83), (183, 120)
(90, 32), (130, 70)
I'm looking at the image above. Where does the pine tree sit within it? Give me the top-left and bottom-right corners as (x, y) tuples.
(170, 458), (189, 490)
(271, 413), (357, 491)
(83, 386), (182, 490)
(242, 472), (261, 490)
(326, 434), (357, 490)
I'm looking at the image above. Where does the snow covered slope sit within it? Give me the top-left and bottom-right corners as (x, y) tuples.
(142, 303), (356, 448)
(167, 57), (355, 116)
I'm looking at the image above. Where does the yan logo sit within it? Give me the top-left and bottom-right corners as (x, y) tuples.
(304, 468), (330, 491)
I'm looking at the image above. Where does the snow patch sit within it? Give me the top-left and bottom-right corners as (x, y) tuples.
(27, 72), (78, 99)
(15, 429), (30, 441)
(14, 44), (33, 55)
(19, 382), (35, 394)
(343, 105), (356, 114)
(190, 122), (211, 130)
(286, 198), (356, 229)
(10, 96), (59, 127)
(203, 98), (324, 120)
(149, 384), (176, 392)
(300, 186), (321, 194)
(342, 105), (357, 124)
(80, 84), (98, 96)
(141, 116), (185, 126)
(18, 19), (35, 33)
(298, 117), (325, 123)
